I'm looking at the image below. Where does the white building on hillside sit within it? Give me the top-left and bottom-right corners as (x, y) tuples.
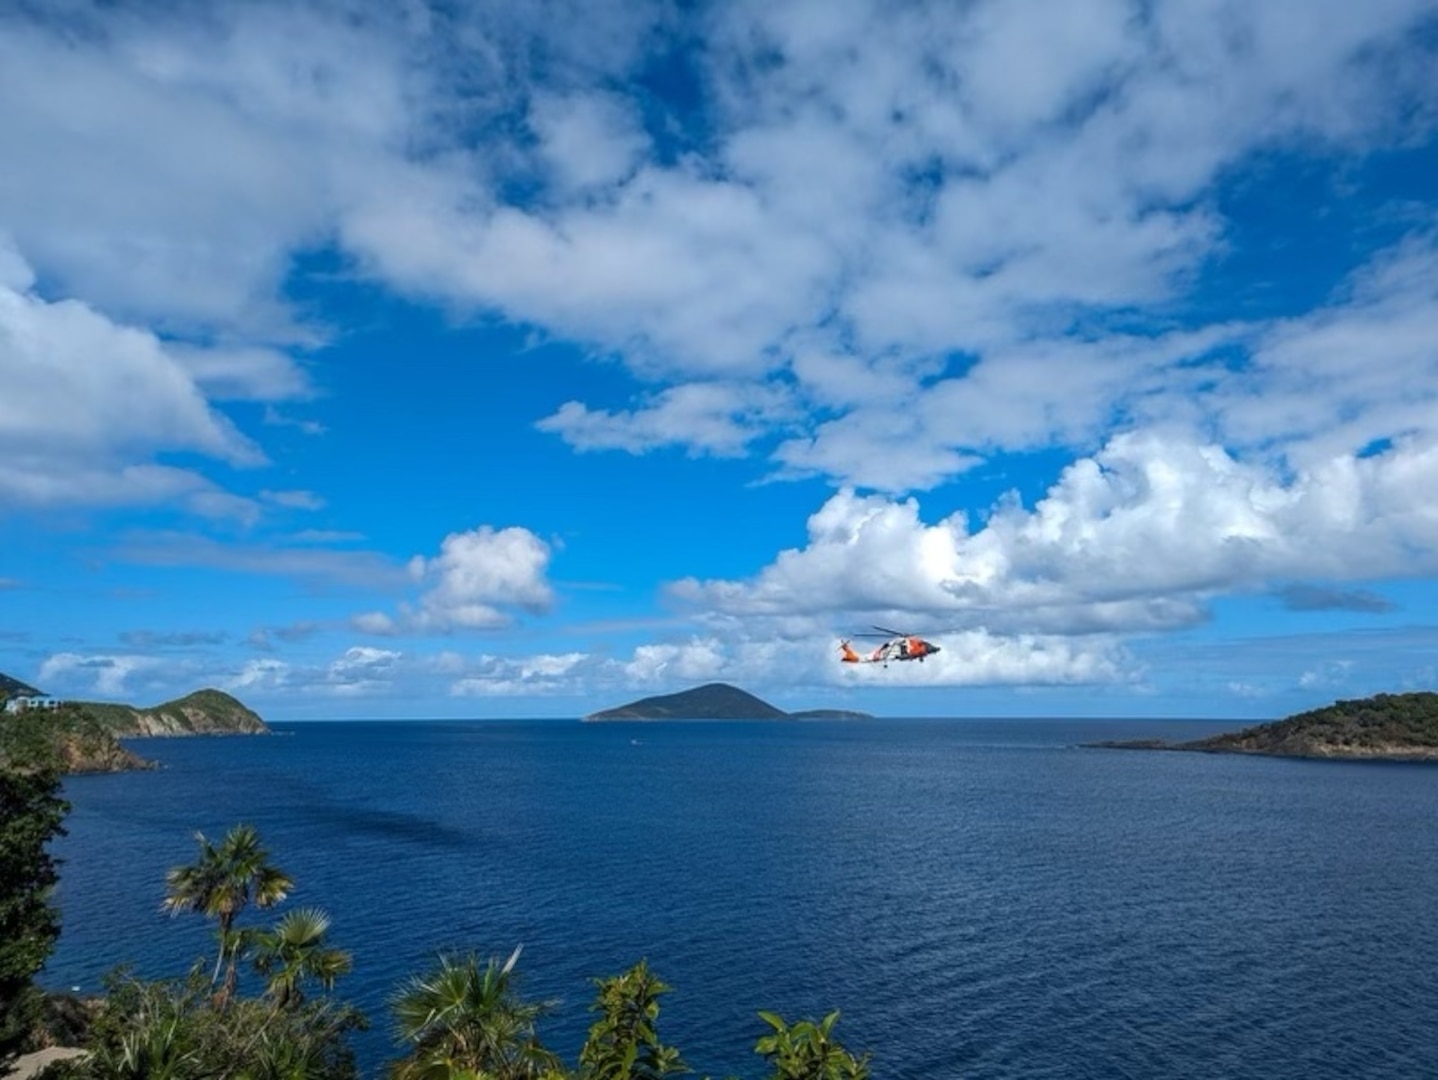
(3, 695), (61, 714)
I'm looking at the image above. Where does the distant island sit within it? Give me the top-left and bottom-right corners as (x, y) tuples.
(1, 678), (270, 774)
(584, 682), (873, 722)
(1087, 691), (1438, 761)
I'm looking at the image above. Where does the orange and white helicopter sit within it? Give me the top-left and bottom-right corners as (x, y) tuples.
(839, 626), (942, 667)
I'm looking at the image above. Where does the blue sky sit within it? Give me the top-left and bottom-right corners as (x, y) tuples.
(3, 0), (1438, 720)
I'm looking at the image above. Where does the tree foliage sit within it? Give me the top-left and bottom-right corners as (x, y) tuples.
(251, 907), (354, 1011)
(577, 960), (688, 1080)
(162, 824), (294, 1004)
(61, 826), (359, 1080)
(74, 967), (364, 1080)
(388, 948), (563, 1080)
(0, 758), (69, 1064)
(46, 822), (876, 1080)
(754, 1011), (870, 1080)
(1, 705), (151, 775)
(1193, 691), (1438, 754)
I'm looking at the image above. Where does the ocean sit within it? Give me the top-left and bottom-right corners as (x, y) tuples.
(43, 718), (1438, 1078)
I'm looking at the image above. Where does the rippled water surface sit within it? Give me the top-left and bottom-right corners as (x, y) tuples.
(45, 719), (1438, 1078)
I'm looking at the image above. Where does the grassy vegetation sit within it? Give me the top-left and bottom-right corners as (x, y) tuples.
(69, 701), (142, 731)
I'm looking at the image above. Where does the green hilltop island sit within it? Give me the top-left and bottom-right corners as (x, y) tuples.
(584, 681), (873, 722)
(1, 675), (270, 774)
(1087, 691), (1438, 761)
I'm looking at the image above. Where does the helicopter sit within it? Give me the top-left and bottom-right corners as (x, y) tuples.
(839, 626), (942, 667)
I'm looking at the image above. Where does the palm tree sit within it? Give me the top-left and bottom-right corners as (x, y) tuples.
(162, 823), (294, 1004)
(251, 907), (353, 1010)
(389, 947), (561, 1080)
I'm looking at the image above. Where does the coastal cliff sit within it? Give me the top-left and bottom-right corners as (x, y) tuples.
(585, 682), (872, 721)
(1088, 691), (1438, 761)
(78, 688), (269, 737)
(1, 704), (156, 774)
(1, 681), (270, 774)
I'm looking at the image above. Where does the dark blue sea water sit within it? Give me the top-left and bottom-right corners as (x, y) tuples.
(43, 719), (1438, 1079)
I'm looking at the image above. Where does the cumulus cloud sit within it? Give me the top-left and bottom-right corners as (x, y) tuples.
(222, 650), (402, 698)
(326, 645), (402, 696)
(674, 430), (1438, 637)
(38, 651), (176, 699)
(529, 91), (650, 194)
(168, 344), (312, 403)
(450, 652), (587, 696)
(3, 2), (1436, 494)
(5, 2), (1438, 709)
(1210, 234), (1438, 468)
(0, 242), (270, 511)
(223, 657), (293, 692)
(356, 525), (555, 634)
(0, 3), (410, 338)
(618, 630), (1126, 689)
(343, 0), (1437, 482)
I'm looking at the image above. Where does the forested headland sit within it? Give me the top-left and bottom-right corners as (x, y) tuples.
(1086, 691), (1438, 760)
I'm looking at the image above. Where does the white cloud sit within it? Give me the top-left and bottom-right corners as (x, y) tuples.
(622, 639), (730, 685)
(615, 630), (1124, 689)
(538, 381), (798, 457)
(351, 612), (397, 636)
(675, 428), (1438, 636)
(223, 658), (293, 692)
(38, 651), (174, 699)
(326, 645), (401, 695)
(222, 647), (399, 699)
(529, 91), (650, 194)
(0, 4), (410, 339)
(357, 525), (555, 634)
(1298, 660), (1356, 690)
(3, 2), (1435, 493)
(0, 236), (320, 520)
(338, 0), (1436, 484)
(0, 247), (278, 511)
(1211, 234), (1438, 466)
(450, 652), (587, 696)
(260, 489), (326, 511)
(0, 462), (249, 519)
(0, 248), (256, 461)
(168, 344), (311, 403)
